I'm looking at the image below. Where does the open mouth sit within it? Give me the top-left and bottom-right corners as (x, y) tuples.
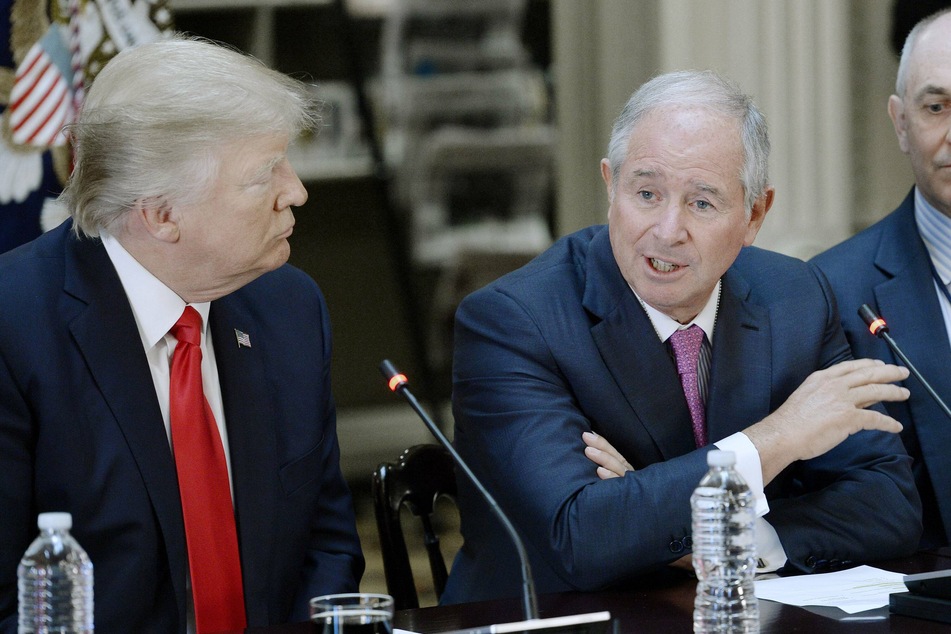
(650, 257), (681, 273)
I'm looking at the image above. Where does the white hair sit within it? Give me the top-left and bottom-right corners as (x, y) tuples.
(62, 35), (320, 237)
(605, 70), (770, 216)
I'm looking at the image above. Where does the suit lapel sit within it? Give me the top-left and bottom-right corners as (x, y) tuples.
(583, 233), (773, 455)
(705, 268), (772, 442)
(209, 298), (278, 625)
(873, 199), (951, 535)
(584, 230), (696, 460)
(63, 234), (188, 621)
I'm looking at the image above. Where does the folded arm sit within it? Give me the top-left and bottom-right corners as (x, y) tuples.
(453, 288), (712, 590)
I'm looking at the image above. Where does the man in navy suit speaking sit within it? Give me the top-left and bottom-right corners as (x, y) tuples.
(0, 38), (363, 632)
(812, 8), (951, 549)
(441, 69), (922, 605)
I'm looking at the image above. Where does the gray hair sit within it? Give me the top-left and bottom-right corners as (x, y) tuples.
(62, 35), (320, 238)
(895, 7), (951, 97)
(605, 69), (770, 215)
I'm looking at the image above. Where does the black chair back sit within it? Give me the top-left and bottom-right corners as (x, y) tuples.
(372, 444), (458, 610)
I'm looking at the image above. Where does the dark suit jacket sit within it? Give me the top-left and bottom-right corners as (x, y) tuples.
(0, 221), (364, 632)
(812, 190), (951, 548)
(442, 225), (921, 605)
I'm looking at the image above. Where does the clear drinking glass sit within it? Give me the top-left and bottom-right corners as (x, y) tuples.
(309, 593), (395, 634)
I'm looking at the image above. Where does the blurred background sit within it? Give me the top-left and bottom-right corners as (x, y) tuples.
(2, 0), (946, 603)
(162, 0), (939, 485)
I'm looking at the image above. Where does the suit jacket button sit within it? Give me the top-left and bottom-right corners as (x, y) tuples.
(805, 556), (818, 568)
(669, 540), (685, 554)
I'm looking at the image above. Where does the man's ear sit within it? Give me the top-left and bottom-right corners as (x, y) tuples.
(743, 187), (774, 247)
(600, 159), (614, 204)
(888, 94), (910, 154)
(132, 197), (179, 243)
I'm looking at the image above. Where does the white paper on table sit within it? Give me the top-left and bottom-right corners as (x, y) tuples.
(754, 565), (907, 614)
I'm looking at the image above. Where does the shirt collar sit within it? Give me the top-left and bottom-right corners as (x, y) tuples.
(101, 231), (211, 347)
(914, 186), (951, 286)
(632, 280), (721, 344)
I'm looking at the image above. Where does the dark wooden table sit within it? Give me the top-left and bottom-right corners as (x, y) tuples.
(246, 550), (951, 633)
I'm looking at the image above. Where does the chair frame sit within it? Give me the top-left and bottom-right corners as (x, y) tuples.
(372, 443), (458, 610)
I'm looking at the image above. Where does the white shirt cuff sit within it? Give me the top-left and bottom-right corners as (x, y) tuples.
(714, 432), (769, 517)
(754, 516), (788, 573)
(713, 432), (788, 572)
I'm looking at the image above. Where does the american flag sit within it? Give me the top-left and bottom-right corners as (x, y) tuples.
(234, 330), (252, 349)
(8, 25), (74, 148)
(1, 0), (175, 254)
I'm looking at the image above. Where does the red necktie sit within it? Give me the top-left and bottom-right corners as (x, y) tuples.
(169, 306), (246, 633)
(669, 325), (707, 448)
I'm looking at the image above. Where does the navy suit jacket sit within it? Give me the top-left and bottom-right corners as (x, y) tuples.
(812, 190), (951, 547)
(0, 221), (364, 632)
(442, 225), (921, 605)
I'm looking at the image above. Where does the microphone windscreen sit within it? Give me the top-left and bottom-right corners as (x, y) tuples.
(858, 303), (881, 328)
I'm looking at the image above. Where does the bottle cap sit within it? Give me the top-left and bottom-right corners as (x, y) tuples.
(706, 449), (736, 468)
(37, 512), (72, 531)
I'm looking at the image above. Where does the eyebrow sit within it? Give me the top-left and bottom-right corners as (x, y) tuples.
(691, 180), (728, 204)
(624, 170), (729, 201)
(914, 84), (951, 102)
(622, 168), (660, 186)
(631, 169), (658, 178)
(694, 181), (721, 195)
(246, 155), (285, 184)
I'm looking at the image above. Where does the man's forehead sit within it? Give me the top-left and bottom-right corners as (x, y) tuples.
(627, 167), (725, 190)
(622, 110), (744, 177)
(907, 62), (951, 102)
(218, 134), (287, 171)
(627, 107), (742, 149)
(908, 17), (951, 85)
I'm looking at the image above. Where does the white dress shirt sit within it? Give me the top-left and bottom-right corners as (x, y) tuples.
(914, 187), (951, 347)
(100, 231), (233, 485)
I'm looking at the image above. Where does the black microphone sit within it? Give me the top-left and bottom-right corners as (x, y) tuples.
(857, 309), (951, 615)
(380, 360), (613, 633)
(858, 304), (951, 421)
(380, 359), (538, 620)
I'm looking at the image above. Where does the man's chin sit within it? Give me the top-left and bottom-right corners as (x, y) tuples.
(263, 242), (291, 273)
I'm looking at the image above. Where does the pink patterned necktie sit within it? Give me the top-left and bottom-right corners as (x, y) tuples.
(669, 325), (707, 448)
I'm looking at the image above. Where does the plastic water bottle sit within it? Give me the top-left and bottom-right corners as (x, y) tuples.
(17, 512), (94, 633)
(691, 450), (758, 633)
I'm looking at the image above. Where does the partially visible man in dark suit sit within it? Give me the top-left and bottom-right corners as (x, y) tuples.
(812, 8), (951, 549)
(441, 69), (922, 605)
(0, 37), (364, 632)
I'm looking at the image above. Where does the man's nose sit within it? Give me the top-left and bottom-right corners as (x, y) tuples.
(276, 164), (308, 210)
(653, 202), (688, 243)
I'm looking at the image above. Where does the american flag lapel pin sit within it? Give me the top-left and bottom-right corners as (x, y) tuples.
(234, 329), (251, 348)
